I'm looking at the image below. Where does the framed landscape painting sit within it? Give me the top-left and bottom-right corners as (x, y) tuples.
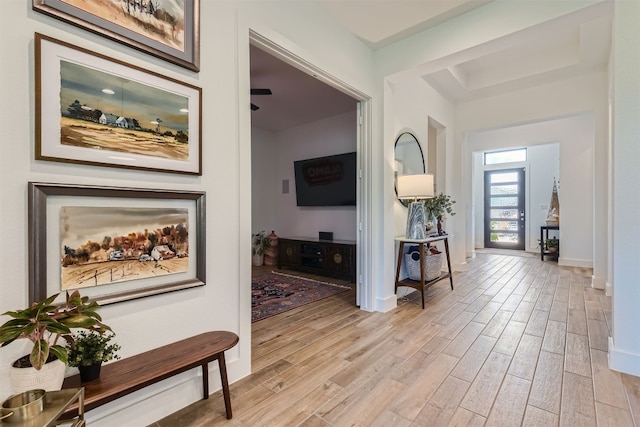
(35, 33), (202, 175)
(33, 0), (200, 71)
(29, 182), (206, 305)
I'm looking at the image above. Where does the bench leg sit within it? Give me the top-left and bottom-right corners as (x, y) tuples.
(202, 363), (209, 399)
(218, 352), (232, 419)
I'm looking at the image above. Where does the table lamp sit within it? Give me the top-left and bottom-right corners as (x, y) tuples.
(397, 174), (434, 239)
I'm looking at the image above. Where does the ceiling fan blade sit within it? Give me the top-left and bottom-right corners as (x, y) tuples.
(251, 103), (259, 111)
(250, 88), (272, 95)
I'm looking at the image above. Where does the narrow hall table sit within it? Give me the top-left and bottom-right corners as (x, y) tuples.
(395, 235), (454, 309)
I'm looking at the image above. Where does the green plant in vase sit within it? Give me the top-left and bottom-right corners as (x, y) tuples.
(252, 230), (271, 266)
(423, 193), (456, 235)
(0, 290), (112, 369)
(0, 290), (112, 391)
(67, 330), (121, 382)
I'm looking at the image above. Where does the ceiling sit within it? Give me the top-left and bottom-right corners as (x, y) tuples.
(250, 45), (358, 133)
(314, 0), (493, 49)
(250, 1), (611, 132)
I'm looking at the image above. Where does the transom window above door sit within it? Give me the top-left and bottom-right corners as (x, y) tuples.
(484, 148), (527, 165)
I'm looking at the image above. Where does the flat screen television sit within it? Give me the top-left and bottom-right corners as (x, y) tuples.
(294, 152), (356, 206)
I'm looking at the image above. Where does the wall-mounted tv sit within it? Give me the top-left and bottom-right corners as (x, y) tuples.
(294, 152), (357, 206)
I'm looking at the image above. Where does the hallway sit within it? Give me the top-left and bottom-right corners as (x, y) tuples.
(154, 252), (640, 426)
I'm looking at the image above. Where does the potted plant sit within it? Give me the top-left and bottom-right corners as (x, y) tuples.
(545, 238), (559, 253)
(0, 290), (112, 392)
(424, 193), (456, 235)
(66, 330), (121, 382)
(252, 230), (271, 266)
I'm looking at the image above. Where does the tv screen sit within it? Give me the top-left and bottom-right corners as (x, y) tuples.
(294, 152), (357, 206)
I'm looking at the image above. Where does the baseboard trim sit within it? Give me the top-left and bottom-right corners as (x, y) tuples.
(591, 274), (606, 290)
(558, 257), (593, 268)
(453, 261), (469, 272)
(608, 337), (640, 377)
(376, 293), (398, 313)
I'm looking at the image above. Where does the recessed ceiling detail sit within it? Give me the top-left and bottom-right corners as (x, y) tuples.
(420, 15), (611, 102)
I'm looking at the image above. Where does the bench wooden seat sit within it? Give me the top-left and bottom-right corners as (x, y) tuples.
(62, 331), (239, 419)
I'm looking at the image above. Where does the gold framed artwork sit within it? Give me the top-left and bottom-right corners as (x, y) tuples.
(35, 33), (202, 175)
(29, 182), (206, 305)
(33, 0), (200, 71)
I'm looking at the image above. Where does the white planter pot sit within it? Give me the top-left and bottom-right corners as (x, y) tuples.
(9, 358), (66, 393)
(252, 253), (264, 266)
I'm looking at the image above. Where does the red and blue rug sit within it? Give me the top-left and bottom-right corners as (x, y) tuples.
(251, 271), (350, 322)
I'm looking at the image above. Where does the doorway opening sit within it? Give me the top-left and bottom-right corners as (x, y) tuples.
(248, 31), (372, 313)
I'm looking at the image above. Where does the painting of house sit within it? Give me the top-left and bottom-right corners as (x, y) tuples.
(99, 113), (118, 126)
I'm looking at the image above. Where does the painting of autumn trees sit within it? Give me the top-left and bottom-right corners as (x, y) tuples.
(60, 206), (189, 290)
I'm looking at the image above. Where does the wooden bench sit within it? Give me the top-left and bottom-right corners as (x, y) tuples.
(62, 331), (239, 419)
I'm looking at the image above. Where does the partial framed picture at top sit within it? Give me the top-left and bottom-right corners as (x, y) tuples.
(29, 182), (206, 305)
(35, 33), (202, 175)
(33, 0), (200, 71)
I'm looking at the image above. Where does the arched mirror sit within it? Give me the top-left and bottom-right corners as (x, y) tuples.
(394, 131), (425, 207)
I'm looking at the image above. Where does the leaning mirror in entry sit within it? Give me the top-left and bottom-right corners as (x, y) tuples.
(394, 132), (425, 207)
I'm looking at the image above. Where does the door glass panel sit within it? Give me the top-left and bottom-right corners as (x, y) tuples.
(490, 184), (518, 195)
(489, 232), (519, 243)
(490, 172), (518, 183)
(490, 220), (518, 231)
(490, 209), (518, 219)
(490, 197), (517, 207)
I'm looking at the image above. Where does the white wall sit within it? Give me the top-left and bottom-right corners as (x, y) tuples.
(384, 78), (455, 311)
(471, 143), (560, 253)
(457, 74), (606, 273)
(0, 0), (375, 424)
(271, 111), (358, 241)
(251, 127), (278, 234)
(251, 111), (358, 242)
(609, 0), (640, 377)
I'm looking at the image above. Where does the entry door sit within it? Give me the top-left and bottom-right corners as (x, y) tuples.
(484, 168), (525, 249)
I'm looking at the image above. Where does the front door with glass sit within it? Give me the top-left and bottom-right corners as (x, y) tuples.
(484, 168), (525, 250)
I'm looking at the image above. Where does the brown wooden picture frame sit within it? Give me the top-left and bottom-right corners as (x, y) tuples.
(29, 182), (206, 305)
(35, 33), (202, 175)
(33, 0), (200, 71)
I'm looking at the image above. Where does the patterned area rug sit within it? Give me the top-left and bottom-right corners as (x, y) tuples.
(252, 271), (350, 322)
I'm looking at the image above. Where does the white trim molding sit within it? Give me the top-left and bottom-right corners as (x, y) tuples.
(608, 337), (640, 377)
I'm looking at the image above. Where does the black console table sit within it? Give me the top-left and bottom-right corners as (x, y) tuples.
(540, 225), (559, 261)
(277, 237), (356, 282)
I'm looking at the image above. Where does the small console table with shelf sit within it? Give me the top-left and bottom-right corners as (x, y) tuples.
(540, 225), (559, 261)
(395, 235), (454, 309)
(278, 237), (356, 282)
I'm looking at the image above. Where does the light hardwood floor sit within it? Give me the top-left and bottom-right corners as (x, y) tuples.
(152, 252), (640, 426)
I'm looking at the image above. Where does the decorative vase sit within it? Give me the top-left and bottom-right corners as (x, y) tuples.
(425, 216), (437, 235)
(9, 357), (66, 393)
(252, 252), (264, 266)
(264, 231), (279, 266)
(437, 215), (444, 235)
(78, 362), (102, 383)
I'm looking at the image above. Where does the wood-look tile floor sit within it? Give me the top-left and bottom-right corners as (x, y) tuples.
(152, 252), (640, 426)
